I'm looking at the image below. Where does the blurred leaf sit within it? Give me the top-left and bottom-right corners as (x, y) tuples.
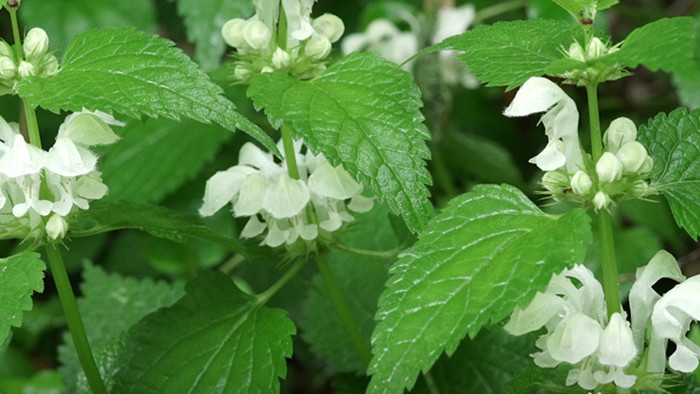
(0, 253), (45, 354)
(526, 0), (572, 21)
(439, 19), (582, 90)
(21, 370), (65, 394)
(549, 0), (617, 18)
(113, 271), (295, 393)
(248, 52), (433, 233)
(17, 28), (276, 154)
(100, 118), (230, 203)
(411, 328), (535, 394)
(20, 0), (156, 54)
(638, 108), (700, 239)
(68, 200), (252, 255)
(58, 263), (184, 392)
(301, 205), (398, 374)
(621, 197), (687, 252)
(368, 185), (591, 394)
(441, 130), (525, 189)
(176, 0), (253, 71)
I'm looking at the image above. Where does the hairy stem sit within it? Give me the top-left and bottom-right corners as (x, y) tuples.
(7, 6), (22, 60)
(22, 100), (42, 149)
(317, 252), (373, 366)
(334, 243), (399, 259)
(257, 259), (305, 304)
(422, 370), (441, 394)
(586, 84), (621, 317)
(281, 125), (301, 180)
(45, 245), (107, 394)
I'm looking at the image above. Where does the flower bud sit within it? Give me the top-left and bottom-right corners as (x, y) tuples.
(631, 180), (649, 197)
(616, 141), (649, 174)
(75, 173), (108, 200)
(567, 42), (586, 62)
(17, 60), (35, 77)
(596, 152), (623, 183)
(45, 214), (68, 240)
(586, 37), (606, 59)
(541, 171), (569, 193)
(639, 156), (653, 174)
(312, 13), (345, 43)
(593, 191), (611, 211)
(570, 170), (592, 195)
(234, 65), (253, 80)
(222, 18), (248, 48)
(0, 41), (13, 59)
(23, 28), (49, 62)
(272, 47), (291, 69)
(0, 57), (16, 79)
(40, 55), (59, 77)
(603, 117), (637, 153)
(242, 20), (272, 50)
(304, 35), (332, 60)
(260, 66), (273, 73)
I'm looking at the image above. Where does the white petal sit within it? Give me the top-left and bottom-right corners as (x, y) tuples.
(629, 250), (685, 350)
(529, 140), (566, 171)
(263, 174), (309, 218)
(57, 112), (121, 146)
(503, 77), (569, 118)
(669, 343), (700, 372)
(341, 34), (368, 55)
(240, 215), (267, 238)
(651, 276), (700, 342)
(0, 116), (18, 143)
(264, 219), (288, 247)
(75, 174), (108, 200)
(348, 194), (373, 213)
(432, 5), (475, 44)
(598, 313), (636, 367)
(308, 161), (362, 199)
(199, 166), (255, 217)
(233, 172), (270, 216)
(45, 138), (97, 176)
(238, 143), (281, 176)
(546, 312), (602, 364)
(504, 292), (567, 335)
(0, 135), (46, 177)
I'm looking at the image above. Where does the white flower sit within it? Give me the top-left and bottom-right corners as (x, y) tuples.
(570, 170), (592, 195)
(603, 117), (637, 153)
(312, 13), (345, 43)
(505, 265), (637, 390)
(596, 152), (623, 183)
(200, 139), (373, 248)
(503, 77), (583, 173)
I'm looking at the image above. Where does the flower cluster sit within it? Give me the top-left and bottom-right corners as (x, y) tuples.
(221, 0), (344, 82)
(0, 111), (121, 240)
(506, 251), (700, 391)
(560, 37), (627, 86)
(342, 4), (478, 89)
(504, 76), (653, 210)
(0, 27), (58, 96)
(200, 139), (373, 252)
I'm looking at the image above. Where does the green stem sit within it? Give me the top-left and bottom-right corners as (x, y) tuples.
(334, 243), (399, 259)
(598, 210), (621, 316)
(280, 125), (300, 180)
(219, 254), (246, 275)
(22, 100), (42, 148)
(473, 0), (525, 24)
(45, 245), (107, 394)
(586, 84), (603, 162)
(7, 6), (23, 61)
(257, 259), (305, 304)
(316, 253), (373, 367)
(586, 84), (621, 317)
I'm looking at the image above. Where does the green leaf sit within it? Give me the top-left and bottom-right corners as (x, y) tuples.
(20, 0), (156, 54)
(367, 184), (591, 394)
(301, 205), (398, 374)
(16, 28), (276, 154)
(440, 19), (583, 90)
(58, 263), (184, 393)
(411, 328), (535, 394)
(248, 52), (433, 233)
(638, 107), (700, 239)
(604, 17), (696, 76)
(113, 270), (295, 393)
(68, 200), (253, 255)
(176, 0), (252, 71)
(0, 253), (45, 352)
(100, 118), (230, 203)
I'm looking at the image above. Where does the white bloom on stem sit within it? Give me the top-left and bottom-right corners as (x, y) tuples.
(505, 264), (637, 390)
(596, 152), (623, 183)
(23, 27), (49, 62)
(504, 77), (583, 173)
(603, 117), (637, 153)
(200, 139), (372, 248)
